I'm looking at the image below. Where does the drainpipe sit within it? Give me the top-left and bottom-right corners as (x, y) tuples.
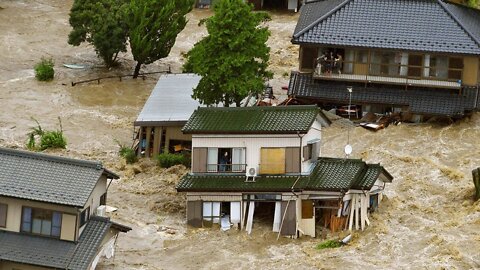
(296, 131), (305, 173)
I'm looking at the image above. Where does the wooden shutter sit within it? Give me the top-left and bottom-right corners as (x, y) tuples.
(303, 145), (310, 160)
(285, 147), (300, 173)
(0, 203), (7, 228)
(302, 200), (313, 219)
(280, 201), (296, 236)
(187, 201), (203, 228)
(260, 148), (285, 174)
(192, 147), (207, 173)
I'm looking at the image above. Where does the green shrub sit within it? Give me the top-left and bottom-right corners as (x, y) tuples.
(157, 153), (186, 168)
(34, 57), (55, 81)
(119, 146), (138, 164)
(26, 117), (66, 151)
(180, 151), (191, 168)
(40, 130), (67, 150)
(316, 239), (342, 250)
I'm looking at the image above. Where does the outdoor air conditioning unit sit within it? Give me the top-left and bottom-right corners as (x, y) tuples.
(245, 166), (258, 182)
(96, 205), (106, 217)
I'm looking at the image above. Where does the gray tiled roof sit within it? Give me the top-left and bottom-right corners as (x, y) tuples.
(0, 147), (119, 207)
(0, 216), (130, 270)
(134, 73), (203, 126)
(288, 72), (479, 116)
(177, 157), (392, 192)
(293, 0), (480, 55)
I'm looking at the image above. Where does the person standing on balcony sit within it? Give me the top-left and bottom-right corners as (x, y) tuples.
(219, 151), (231, 172)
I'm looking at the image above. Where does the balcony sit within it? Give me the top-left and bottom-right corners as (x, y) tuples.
(312, 72), (461, 89)
(207, 163), (247, 173)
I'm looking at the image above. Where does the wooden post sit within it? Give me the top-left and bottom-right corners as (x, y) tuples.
(355, 195), (359, 230)
(137, 127), (144, 156)
(152, 127), (161, 156)
(348, 195), (355, 231)
(145, 127), (152, 157)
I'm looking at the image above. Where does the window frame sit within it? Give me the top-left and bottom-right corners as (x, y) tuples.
(79, 207), (90, 228)
(20, 206), (62, 238)
(0, 203), (7, 228)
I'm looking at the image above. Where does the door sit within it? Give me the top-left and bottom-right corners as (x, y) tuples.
(187, 201), (202, 228)
(280, 201), (296, 236)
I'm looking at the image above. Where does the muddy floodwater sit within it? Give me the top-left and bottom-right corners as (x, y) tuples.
(1, 1), (479, 269)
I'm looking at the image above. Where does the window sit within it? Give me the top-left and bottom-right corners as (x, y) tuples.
(79, 207), (90, 227)
(0, 203), (7, 228)
(448, 57), (463, 80)
(356, 50), (369, 64)
(202, 202), (221, 225)
(21, 207), (61, 238)
(303, 144), (313, 160)
(407, 54), (423, 78)
(100, 193), (107, 206)
(206, 147), (246, 173)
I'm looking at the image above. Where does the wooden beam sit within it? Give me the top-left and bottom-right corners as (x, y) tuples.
(152, 127), (161, 156)
(137, 127), (144, 156)
(145, 127), (152, 157)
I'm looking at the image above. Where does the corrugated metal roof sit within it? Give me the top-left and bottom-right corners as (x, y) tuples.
(134, 73), (203, 126)
(0, 147), (118, 207)
(293, 0), (480, 55)
(0, 216), (130, 270)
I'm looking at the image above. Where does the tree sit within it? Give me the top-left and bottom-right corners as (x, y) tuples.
(183, 0), (272, 107)
(126, 0), (193, 78)
(68, 0), (128, 67)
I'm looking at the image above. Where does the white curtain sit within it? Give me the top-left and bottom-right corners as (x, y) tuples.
(232, 148), (245, 172)
(423, 54), (430, 77)
(230, 202), (241, 224)
(272, 201), (282, 232)
(207, 148), (218, 172)
(400, 53), (409, 76)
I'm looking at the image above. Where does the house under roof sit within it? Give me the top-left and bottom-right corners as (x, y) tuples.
(177, 157), (392, 192)
(134, 73), (202, 127)
(182, 105), (331, 134)
(0, 216), (130, 270)
(293, 0), (480, 55)
(0, 147), (119, 207)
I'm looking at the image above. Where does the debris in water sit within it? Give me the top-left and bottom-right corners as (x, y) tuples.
(63, 64), (86, 69)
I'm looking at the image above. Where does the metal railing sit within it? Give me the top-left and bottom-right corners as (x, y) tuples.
(207, 164), (247, 173)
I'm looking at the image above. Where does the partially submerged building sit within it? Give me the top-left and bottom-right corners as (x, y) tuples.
(134, 73), (202, 157)
(176, 105), (393, 237)
(0, 147), (130, 270)
(288, 0), (480, 118)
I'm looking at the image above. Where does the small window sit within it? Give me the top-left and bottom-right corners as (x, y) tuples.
(79, 207), (90, 227)
(21, 207), (61, 238)
(303, 144), (313, 160)
(0, 203), (7, 228)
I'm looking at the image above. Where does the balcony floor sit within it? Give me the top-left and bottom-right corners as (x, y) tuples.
(312, 73), (461, 89)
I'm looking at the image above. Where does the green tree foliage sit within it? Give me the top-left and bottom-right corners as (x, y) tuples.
(126, 0), (193, 78)
(183, 0), (272, 107)
(467, 0), (479, 8)
(68, 0), (128, 67)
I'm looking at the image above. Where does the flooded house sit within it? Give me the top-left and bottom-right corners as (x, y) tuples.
(176, 105), (393, 237)
(0, 147), (131, 270)
(288, 0), (480, 119)
(134, 73), (202, 157)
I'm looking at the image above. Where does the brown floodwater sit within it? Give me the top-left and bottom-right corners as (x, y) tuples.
(1, 1), (479, 269)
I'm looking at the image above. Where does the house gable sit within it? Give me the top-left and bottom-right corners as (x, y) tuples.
(293, 0), (480, 55)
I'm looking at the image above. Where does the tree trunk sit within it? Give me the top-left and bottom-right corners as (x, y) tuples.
(133, 62), (142, 78)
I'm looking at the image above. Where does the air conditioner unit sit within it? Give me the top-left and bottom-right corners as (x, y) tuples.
(96, 205), (106, 217)
(245, 166), (258, 182)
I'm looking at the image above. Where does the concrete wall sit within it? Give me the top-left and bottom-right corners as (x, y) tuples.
(191, 121), (322, 174)
(0, 196), (77, 237)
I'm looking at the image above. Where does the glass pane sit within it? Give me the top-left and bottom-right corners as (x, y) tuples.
(52, 212), (62, 227)
(203, 202), (212, 217)
(408, 55), (423, 66)
(21, 222), (31, 232)
(449, 58), (463, 69)
(207, 148), (218, 172)
(356, 50), (368, 63)
(32, 219), (42, 234)
(52, 226), (61, 237)
(22, 207), (32, 223)
(41, 220), (52, 235)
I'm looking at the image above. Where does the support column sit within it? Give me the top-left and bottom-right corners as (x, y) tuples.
(145, 127), (152, 157)
(152, 127), (161, 156)
(137, 127), (144, 156)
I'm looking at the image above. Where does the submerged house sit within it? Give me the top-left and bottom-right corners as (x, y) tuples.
(134, 74), (202, 157)
(288, 0), (480, 118)
(176, 105), (393, 237)
(0, 148), (130, 270)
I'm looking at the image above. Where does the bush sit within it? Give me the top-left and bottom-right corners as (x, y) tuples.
(40, 130), (67, 150)
(157, 153), (186, 168)
(34, 57), (55, 81)
(316, 239), (343, 250)
(26, 118), (66, 151)
(180, 151), (191, 168)
(119, 146), (138, 164)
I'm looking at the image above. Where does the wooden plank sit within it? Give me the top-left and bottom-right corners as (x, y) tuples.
(260, 148), (285, 174)
(301, 200), (313, 219)
(192, 148), (207, 173)
(152, 127), (161, 156)
(349, 195), (355, 231)
(285, 147), (300, 173)
(145, 127), (152, 157)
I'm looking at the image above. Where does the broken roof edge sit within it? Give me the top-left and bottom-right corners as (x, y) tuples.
(134, 120), (188, 127)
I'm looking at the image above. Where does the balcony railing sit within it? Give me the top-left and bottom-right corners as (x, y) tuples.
(207, 164), (247, 173)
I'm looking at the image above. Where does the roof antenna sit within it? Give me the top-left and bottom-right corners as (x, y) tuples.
(344, 86), (353, 158)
